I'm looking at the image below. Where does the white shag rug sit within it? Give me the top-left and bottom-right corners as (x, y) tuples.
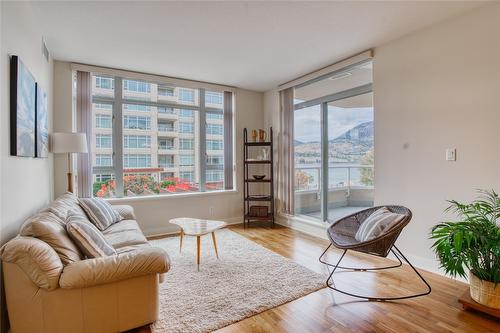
(150, 229), (325, 333)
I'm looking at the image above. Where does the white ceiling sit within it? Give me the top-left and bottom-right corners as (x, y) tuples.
(31, 1), (484, 91)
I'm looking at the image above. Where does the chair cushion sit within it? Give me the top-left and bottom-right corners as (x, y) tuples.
(78, 197), (123, 231)
(30, 211), (84, 265)
(66, 212), (117, 258)
(355, 207), (405, 242)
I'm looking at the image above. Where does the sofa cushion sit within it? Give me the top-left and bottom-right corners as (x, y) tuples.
(103, 220), (148, 249)
(44, 192), (86, 222)
(31, 212), (84, 265)
(78, 198), (122, 231)
(66, 212), (117, 258)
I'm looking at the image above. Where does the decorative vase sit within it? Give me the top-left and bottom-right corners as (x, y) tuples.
(469, 271), (500, 309)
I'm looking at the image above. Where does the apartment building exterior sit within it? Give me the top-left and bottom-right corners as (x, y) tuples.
(91, 75), (225, 195)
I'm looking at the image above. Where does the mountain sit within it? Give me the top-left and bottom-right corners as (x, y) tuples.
(295, 121), (373, 164)
(331, 121), (373, 145)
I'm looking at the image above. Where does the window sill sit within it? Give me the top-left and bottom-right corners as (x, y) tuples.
(105, 189), (238, 203)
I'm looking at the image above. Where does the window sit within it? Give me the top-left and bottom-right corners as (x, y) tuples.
(179, 171), (194, 182)
(179, 88), (194, 103)
(158, 121), (175, 132)
(94, 174), (115, 182)
(124, 104), (150, 112)
(124, 154), (151, 168)
(179, 109), (193, 117)
(293, 59), (374, 223)
(96, 114), (112, 128)
(161, 172), (174, 179)
(123, 79), (151, 93)
(159, 138), (174, 150)
(124, 135), (151, 149)
(206, 91), (223, 105)
(95, 103), (112, 110)
(207, 155), (223, 165)
(158, 106), (175, 114)
(96, 134), (112, 148)
(124, 116), (151, 130)
(96, 154), (112, 167)
(207, 124), (223, 135)
(180, 154), (194, 166)
(158, 155), (174, 168)
(207, 112), (223, 120)
(207, 140), (223, 150)
(206, 170), (223, 182)
(89, 73), (233, 198)
(158, 85), (174, 96)
(179, 138), (194, 150)
(179, 122), (194, 133)
(95, 76), (114, 89)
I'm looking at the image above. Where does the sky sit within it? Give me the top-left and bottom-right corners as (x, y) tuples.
(294, 105), (373, 143)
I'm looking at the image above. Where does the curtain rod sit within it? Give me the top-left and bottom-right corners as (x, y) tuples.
(278, 49), (373, 91)
(71, 62), (237, 93)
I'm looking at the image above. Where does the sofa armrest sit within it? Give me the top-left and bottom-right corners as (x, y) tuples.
(59, 247), (170, 289)
(0, 236), (63, 290)
(112, 205), (136, 220)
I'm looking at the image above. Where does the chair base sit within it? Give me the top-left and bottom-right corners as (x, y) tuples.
(319, 245), (432, 301)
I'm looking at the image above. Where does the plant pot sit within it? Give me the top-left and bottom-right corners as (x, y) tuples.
(469, 271), (500, 309)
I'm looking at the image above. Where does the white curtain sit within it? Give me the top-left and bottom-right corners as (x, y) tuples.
(76, 71), (92, 198)
(278, 87), (294, 214)
(223, 91), (233, 190)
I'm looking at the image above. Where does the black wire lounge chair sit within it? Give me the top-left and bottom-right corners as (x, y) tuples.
(319, 205), (431, 301)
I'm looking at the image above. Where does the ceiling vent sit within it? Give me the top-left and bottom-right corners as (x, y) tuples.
(329, 72), (352, 81)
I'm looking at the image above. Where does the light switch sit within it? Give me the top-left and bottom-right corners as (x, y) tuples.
(446, 148), (456, 161)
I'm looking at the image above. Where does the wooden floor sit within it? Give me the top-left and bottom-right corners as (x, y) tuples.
(129, 224), (500, 333)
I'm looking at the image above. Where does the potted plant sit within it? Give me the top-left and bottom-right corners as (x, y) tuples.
(431, 189), (500, 308)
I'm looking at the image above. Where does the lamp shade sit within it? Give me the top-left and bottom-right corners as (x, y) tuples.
(51, 132), (88, 153)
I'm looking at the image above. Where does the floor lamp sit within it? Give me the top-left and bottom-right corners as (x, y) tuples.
(52, 132), (88, 193)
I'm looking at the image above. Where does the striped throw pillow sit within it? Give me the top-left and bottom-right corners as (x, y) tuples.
(78, 197), (122, 231)
(355, 207), (405, 242)
(66, 211), (117, 258)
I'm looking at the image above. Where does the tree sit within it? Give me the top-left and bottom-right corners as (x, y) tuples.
(360, 148), (374, 186)
(295, 169), (313, 190)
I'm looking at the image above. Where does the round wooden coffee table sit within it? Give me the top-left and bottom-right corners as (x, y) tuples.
(170, 217), (227, 270)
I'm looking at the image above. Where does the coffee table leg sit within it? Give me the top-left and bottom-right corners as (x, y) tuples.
(211, 232), (219, 259)
(179, 229), (184, 253)
(197, 235), (201, 271)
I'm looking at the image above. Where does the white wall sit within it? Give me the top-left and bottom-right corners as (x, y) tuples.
(0, 2), (54, 244)
(373, 3), (500, 272)
(52, 64), (264, 235)
(263, 3), (500, 276)
(0, 2), (54, 332)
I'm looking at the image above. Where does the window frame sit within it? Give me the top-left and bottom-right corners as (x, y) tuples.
(90, 74), (234, 198)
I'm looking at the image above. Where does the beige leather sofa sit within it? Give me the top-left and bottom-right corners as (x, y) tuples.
(0, 193), (171, 333)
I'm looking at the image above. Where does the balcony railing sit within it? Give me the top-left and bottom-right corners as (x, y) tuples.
(295, 164), (374, 192)
(158, 125), (176, 132)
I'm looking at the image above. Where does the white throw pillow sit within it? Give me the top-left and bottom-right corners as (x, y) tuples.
(355, 207), (405, 242)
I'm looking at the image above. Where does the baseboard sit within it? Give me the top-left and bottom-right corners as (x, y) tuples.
(276, 214), (468, 284)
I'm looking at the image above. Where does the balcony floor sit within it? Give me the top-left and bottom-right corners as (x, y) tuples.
(303, 205), (372, 223)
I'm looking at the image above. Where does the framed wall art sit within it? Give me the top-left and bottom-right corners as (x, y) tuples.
(10, 55), (36, 157)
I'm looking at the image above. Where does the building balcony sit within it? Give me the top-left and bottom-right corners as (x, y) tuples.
(294, 164), (374, 223)
(157, 127), (178, 137)
(158, 146), (178, 154)
(157, 111), (178, 120)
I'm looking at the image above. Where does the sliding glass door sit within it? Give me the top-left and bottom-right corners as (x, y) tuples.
(293, 60), (374, 223)
(327, 92), (374, 222)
